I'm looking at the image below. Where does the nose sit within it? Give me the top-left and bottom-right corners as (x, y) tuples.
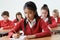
(27, 13), (29, 17)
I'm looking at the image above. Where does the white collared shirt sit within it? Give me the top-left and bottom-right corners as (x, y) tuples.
(54, 17), (57, 22)
(41, 17), (48, 22)
(26, 19), (36, 28)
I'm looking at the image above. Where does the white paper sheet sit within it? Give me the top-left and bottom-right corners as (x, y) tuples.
(10, 36), (26, 40)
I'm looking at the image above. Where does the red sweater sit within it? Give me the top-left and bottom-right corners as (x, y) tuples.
(0, 20), (15, 29)
(8, 18), (51, 38)
(13, 19), (18, 23)
(48, 17), (57, 28)
(13, 19), (23, 24)
(40, 16), (57, 28)
(57, 17), (60, 23)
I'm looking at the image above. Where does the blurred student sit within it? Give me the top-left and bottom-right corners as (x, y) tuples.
(13, 12), (23, 25)
(53, 9), (60, 24)
(40, 4), (57, 28)
(0, 11), (15, 30)
(8, 1), (51, 40)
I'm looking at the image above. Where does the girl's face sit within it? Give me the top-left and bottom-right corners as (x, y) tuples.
(2, 15), (9, 20)
(41, 9), (48, 18)
(53, 12), (58, 18)
(24, 8), (35, 20)
(17, 15), (22, 20)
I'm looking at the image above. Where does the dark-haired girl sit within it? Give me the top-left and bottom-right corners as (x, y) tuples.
(40, 4), (57, 28)
(13, 12), (23, 25)
(8, 1), (51, 40)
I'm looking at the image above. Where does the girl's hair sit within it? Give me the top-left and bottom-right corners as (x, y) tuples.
(16, 12), (23, 21)
(1, 11), (9, 17)
(41, 4), (52, 24)
(24, 1), (40, 30)
(53, 9), (59, 18)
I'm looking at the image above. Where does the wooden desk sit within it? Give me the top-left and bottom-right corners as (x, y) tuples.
(0, 34), (60, 40)
(0, 30), (10, 37)
(30, 36), (51, 40)
(0, 26), (60, 40)
(0, 30), (10, 33)
(52, 27), (60, 30)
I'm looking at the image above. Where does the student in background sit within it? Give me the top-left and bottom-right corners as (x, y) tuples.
(40, 4), (57, 28)
(8, 1), (51, 40)
(0, 11), (15, 30)
(53, 9), (60, 24)
(13, 12), (23, 25)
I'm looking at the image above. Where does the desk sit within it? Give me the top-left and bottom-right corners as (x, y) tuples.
(0, 30), (10, 37)
(29, 34), (60, 40)
(30, 36), (51, 40)
(0, 27), (60, 40)
(52, 26), (60, 30)
(0, 34), (60, 40)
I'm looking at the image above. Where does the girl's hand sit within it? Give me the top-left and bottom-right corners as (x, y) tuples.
(12, 33), (20, 38)
(0, 27), (3, 30)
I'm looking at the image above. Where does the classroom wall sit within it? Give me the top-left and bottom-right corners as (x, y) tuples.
(0, 0), (60, 20)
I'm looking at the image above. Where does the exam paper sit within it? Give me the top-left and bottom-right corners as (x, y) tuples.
(10, 36), (26, 40)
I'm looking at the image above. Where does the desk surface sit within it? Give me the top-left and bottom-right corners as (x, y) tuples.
(0, 30), (10, 34)
(30, 34), (60, 40)
(52, 27), (60, 30)
(0, 27), (60, 40)
(0, 34), (60, 40)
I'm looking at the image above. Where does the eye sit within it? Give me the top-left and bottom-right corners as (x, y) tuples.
(29, 12), (31, 14)
(30, 11), (33, 14)
(25, 12), (27, 14)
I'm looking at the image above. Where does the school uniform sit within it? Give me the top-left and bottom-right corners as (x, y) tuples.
(13, 19), (23, 25)
(54, 17), (60, 24)
(13, 19), (18, 23)
(8, 18), (51, 38)
(40, 16), (57, 28)
(0, 20), (15, 29)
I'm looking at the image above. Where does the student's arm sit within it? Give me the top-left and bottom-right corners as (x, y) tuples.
(34, 20), (51, 38)
(49, 17), (57, 28)
(13, 19), (17, 23)
(2, 22), (15, 29)
(9, 22), (15, 29)
(58, 18), (60, 23)
(57, 18), (60, 26)
(8, 20), (23, 37)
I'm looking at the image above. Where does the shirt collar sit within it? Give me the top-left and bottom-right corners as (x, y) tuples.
(41, 17), (48, 22)
(26, 19), (36, 28)
(26, 18), (36, 23)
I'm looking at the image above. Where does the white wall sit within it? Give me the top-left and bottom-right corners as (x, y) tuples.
(0, 0), (60, 20)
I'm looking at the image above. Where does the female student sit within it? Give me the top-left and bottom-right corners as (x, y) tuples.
(13, 12), (23, 25)
(0, 11), (15, 30)
(53, 9), (60, 24)
(40, 4), (57, 28)
(8, 1), (51, 40)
